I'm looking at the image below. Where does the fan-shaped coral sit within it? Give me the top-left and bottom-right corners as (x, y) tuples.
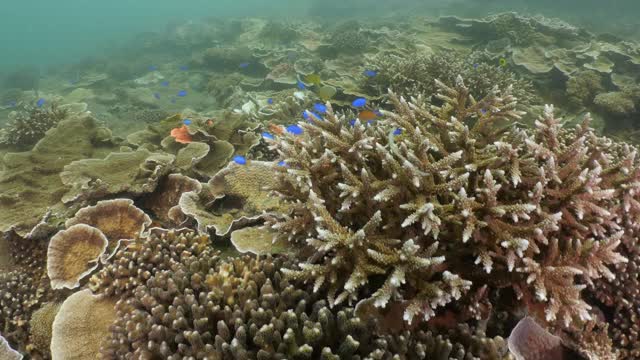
(47, 224), (109, 290)
(266, 77), (632, 328)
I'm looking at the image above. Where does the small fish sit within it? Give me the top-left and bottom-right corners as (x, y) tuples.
(317, 85), (337, 101)
(170, 97), (176, 104)
(170, 125), (192, 144)
(393, 128), (402, 135)
(473, 63), (479, 69)
(352, 98), (366, 108)
(268, 123), (285, 135)
(363, 70), (377, 77)
(179, 65), (189, 71)
(499, 58), (507, 67)
(233, 155), (247, 165)
(277, 160), (287, 167)
(349, 119), (357, 127)
(36, 98), (45, 107)
(313, 103), (327, 114)
(296, 80), (306, 90)
(7, 100), (16, 108)
(358, 110), (378, 121)
(177, 90), (188, 97)
(267, 98), (274, 104)
(262, 132), (275, 140)
(207, 119), (214, 126)
(480, 108), (487, 115)
(303, 74), (322, 86)
(153, 93), (161, 100)
(183, 119), (192, 125)
(239, 62), (250, 68)
(303, 110), (322, 122)
(148, 65), (158, 71)
(286, 124), (303, 135)
(161, 81), (170, 87)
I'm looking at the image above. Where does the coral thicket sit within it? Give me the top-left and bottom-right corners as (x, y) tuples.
(267, 76), (634, 330)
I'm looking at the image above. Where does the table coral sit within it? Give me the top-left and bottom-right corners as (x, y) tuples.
(266, 76), (633, 329)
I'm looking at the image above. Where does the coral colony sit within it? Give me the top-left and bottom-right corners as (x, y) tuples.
(1, 12), (640, 360)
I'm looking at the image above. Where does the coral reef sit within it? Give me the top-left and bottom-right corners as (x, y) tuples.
(0, 103), (69, 148)
(94, 230), (511, 359)
(28, 301), (62, 358)
(364, 51), (537, 109)
(267, 77), (632, 329)
(565, 70), (604, 109)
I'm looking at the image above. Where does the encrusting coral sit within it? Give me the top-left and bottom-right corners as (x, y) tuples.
(266, 76), (634, 330)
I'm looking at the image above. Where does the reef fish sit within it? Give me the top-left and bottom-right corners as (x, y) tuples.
(177, 90), (188, 97)
(148, 65), (158, 71)
(36, 98), (45, 107)
(352, 98), (366, 108)
(179, 65), (189, 71)
(161, 81), (170, 87)
(317, 85), (337, 101)
(183, 119), (192, 125)
(153, 93), (161, 100)
(499, 58), (507, 67)
(239, 62), (250, 68)
(233, 155), (247, 165)
(303, 74), (322, 86)
(358, 110), (378, 121)
(267, 98), (274, 104)
(170, 125), (192, 144)
(313, 103), (327, 114)
(363, 70), (377, 77)
(286, 124), (303, 135)
(393, 128), (402, 135)
(262, 132), (275, 140)
(296, 80), (306, 90)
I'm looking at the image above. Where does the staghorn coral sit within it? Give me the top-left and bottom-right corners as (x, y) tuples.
(266, 77), (633, 328)
(364, 51), (537, 109)
(94, 229), (509, 359)
(0, 103), (69, 148)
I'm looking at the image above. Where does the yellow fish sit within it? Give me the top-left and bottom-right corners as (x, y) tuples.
(317, 85), (337, 101)
(304, 73), (322, 86)
(499, 58), (508, 67)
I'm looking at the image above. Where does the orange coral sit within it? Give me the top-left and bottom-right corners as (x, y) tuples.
(170, 125), (192, 144)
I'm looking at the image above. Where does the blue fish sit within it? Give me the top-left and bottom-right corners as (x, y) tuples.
(177, 90), (188, 97)
(148, 65), (158, 71)
(363, 70), (377, 77)
(473, 63), (479, 69)
(352, 98), (366, 107)
(7, 100), (16, 108)
(267, 98), (273, 104)
(374, 109), (383, 116)
(239, 62), (250, 68)
(303, 110), (322, 122)
(233, 155), (247, 165)
(179, 65), (189, 71)
(183, 119), (192, 125)
(277, 160), (287, 167)
(297, 80), (306, 90)
(262, 132), (275, 140)
(286, 124), (303, 135)
(313, 103), (327, 114)
(480, 108), (487, 114)
(393, 128), (402, 135)
(153, 93), (161, 100)
(349, 119), (357, 127)
(367, 120), (375, 126)
(161, 81), (170, 87)
(36, 98), (45, 107)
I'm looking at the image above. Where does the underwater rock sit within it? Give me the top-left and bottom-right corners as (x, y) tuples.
(50, 289), (117, 360)
(508, 317), (563, 360)
(0, 335), (22, 360)
(60, 149), (175, 204)
(47, 224), (108, 290)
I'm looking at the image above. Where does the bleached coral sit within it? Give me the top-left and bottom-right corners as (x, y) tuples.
(267, 76), (634, 327)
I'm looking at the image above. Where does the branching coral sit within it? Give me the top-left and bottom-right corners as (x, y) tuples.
(0, 103), (69, 148)
(266, 76), (634, 329)
(93, 229), (509, 359)
(364, 51), (537, 109)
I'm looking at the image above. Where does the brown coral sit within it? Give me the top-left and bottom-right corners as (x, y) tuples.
(47, 224), (109, 290)
(65, 198), (151, 258)
(266, 77), (632, 328)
